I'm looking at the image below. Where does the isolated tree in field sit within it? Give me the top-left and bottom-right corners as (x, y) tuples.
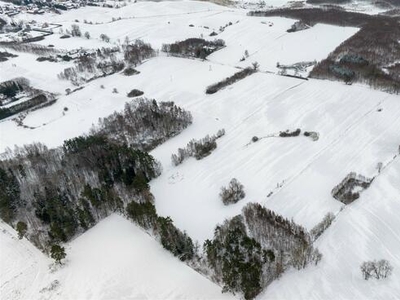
(220, 178), (245, 205)
(16, 221), (27, 239)
(70, 24), (82, 37)
(376, 162), (383, 173)
(100, 33), (110, 43)
(50, 244), (66, 264)
(361, 259), (393, 280)
(84, 31), (90, 39)
(252, 61), (260, 71)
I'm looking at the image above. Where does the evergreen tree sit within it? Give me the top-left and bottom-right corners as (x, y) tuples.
(50, 244), (66, 264)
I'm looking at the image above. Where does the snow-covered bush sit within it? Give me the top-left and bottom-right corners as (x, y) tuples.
(171, 129), (225, 166)
(361, 260), (393, 280)
(220, 178), (245, 205)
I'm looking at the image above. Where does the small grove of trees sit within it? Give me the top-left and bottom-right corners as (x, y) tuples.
(162, 38), (225, 59)
(70, 24), (82, 37)
(100, 33), (110, 42)
(206, 67), (256, 94)
(360, 260), (393, 280)
(123, 39), (156, 67)
(50, 244), (66, 264)
(220, 178), (245, 205)
(310, 212), (335, 241)
(171, 129), (225, 166)
(96, 99), (193, 151)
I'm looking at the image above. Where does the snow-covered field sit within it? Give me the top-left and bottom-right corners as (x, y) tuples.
(0, 214), (234, 300)
(1, 0), (399, 299)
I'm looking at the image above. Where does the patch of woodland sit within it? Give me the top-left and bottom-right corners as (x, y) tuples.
(162, 38), (225, 59)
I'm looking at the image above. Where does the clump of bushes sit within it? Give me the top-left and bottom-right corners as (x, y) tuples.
(127, 89), (144, 98)
(220, 178), (245, 205)
(304, 131), (319, 141)
(171, 129), (225, 166)
(123, 67), (140, 76)
(360, 259), (393, 280)
(279, 128), (301, 137)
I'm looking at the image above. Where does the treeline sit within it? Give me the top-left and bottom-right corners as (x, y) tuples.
(162, 38), (225, 59)
(206, 67), (256, 94)
(247, 7), (377, 27)
(0, 98), (192, 250)
(204, 203), (322, 299)
(96, 98), (193, 151)
(171, 129), (225, 165)
(127, 202), (194, 261)
(310, 18), (400, 93)
(0, 42), (58, 56)
(247, 7), (400, 93)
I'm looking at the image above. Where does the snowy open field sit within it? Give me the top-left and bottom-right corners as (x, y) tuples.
(0, 214), (234, 300)
(1, 0), (399, 299)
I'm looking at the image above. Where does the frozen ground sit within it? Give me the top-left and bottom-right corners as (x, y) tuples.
(0, 214), (234, 300)
(261, 157), (400, 300)
(1, 0), (399, 299)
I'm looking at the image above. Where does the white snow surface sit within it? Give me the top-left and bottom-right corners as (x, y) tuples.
(1, 1), (399, 299)
(0, 214), (233, 300)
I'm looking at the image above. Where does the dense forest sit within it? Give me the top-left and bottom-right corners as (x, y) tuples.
(0, 98), (192, 250)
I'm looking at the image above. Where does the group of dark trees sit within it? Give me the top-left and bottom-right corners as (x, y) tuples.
(206, 67), (256, 94)
(96, 99), (193, 151)
(331, 172), (372, 204)
(279, 128), (301, 137)
(360, 260), (393, 280)
(204, 203), (322, 299)
(310, 18), (400, 93)
(220, 178), (245, 205)
(309, 212), (335, 241)
(162, 38), (225, 59)
(0, 98), (191, 251)
(248, 8), (400, 93)
(123, 39), (156, 66)
(171, 129), (225, 166)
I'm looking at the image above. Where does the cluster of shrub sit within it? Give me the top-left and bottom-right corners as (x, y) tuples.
(171, 129), (225, 165)
(161, 38), (225, 59)
(204, 203), (322, 299)
(360, 260), (393, 280)
(0, 98), (191, 251)
(279, 128), (301, 137)
(220, 178), (245, 205)
(206, 67), (256, 94)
